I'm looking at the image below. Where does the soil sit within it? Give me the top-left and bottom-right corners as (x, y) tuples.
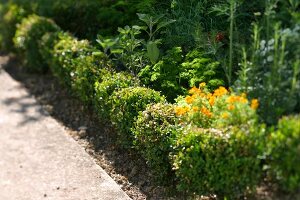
(1, 54), (299, 200)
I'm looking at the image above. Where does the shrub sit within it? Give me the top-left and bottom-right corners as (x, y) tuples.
(266, 115), (300, 192)
(71, 53), (110, 104)
(51, 34), (92, 87)
(132, 103), (179, 183)
(38, 31), (62, 67)
(14, 14), (60, 73)
(172, 124), (265, 198)
(94, 71), (140, 119)
(110, 87), (165, 147)
(0, 3), (27, 52)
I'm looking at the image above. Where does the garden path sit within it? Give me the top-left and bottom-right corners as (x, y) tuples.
(0, 56), (131, 200)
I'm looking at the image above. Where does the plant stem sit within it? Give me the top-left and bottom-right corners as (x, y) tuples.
(228, 0), (235, 86)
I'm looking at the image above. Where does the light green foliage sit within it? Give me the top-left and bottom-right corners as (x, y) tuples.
(14, 14), (60, 73)
(132, 103), (179, 183)
(0, 3), (27, 52)
(71, 54), (108, 104)
(51, 34), (92, 87)
(172, 124), (265, 198)
(94, 71), (140, 119)
(110, 87), (165, 147)
(266, 115), (300, 192)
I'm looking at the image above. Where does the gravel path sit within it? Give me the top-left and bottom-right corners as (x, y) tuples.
(0, 56), (131, 200)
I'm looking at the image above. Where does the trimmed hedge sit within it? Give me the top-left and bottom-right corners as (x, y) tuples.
(94, 71), (140, 119)
(132, 103), (179, 184)
(13, 14), (60, 72)
(0, 3), (27, 52)
(51, 33), (92, 87)
(110, 87), (165, 147)
(266, 115), (300, 192)
(172, 125), (265, 198)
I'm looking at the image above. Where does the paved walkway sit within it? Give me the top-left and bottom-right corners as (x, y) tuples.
(0, 58), (131, 200)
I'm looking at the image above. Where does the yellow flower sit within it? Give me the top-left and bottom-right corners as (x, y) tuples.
(185, 96), (194, 104)
(221, 112), (229, 119)
(251, 99), (259, 110)
(199, 82), (206, 88)
(192, 106), (199, 112)
(241, 93), (247, 98)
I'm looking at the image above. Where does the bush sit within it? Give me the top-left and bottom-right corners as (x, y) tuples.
(132, 103), (179, 183)
(38, 31), (62, 67)
(172, 124), (265, 198)
(51, 33), (92, 87)
(266, 115), (300, 192)
(110, 87), (165, 147)
(71, 53), (110, 104)
(0, 3), (27, 52)
(94, 71), (140, 119)
(14, 14), (60, 72)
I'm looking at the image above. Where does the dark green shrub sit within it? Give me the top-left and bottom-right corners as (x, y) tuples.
(132, 103), (179, 183)
(138, 47), (186, 101)
(0, 3), (27, 52)
(172, 124), (265, 198)
(110, 87), (165, 147)
(14, 14), (60, 73)
(266, 115), (300, 192)
(38, 31), (62, 67)
(94, 71), (140, 119)
(51, 34), (92, 87)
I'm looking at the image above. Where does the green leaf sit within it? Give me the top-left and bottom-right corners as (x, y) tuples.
(147, 41), (160, 64)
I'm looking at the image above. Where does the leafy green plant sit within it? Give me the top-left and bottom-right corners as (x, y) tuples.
(14, 14), (60, 73)
(139, 47), (226, 102)
(137, 13), (175, 64)
(265, 115), (300, 192)
(132, 103), (179, 184)
(172, 124), (265, 198)
(110, 87), (165, 147)
(235, 23), (300, 124)
(94, 71), (140, 119)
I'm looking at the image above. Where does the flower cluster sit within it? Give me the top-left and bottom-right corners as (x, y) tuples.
(175, 83), (258, 128)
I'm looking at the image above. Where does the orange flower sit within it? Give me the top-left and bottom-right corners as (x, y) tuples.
(209, 96), (215, 106)
(189, 87), (200, 94)
(175, 106), (190, 116)
(213, 86), (228, 97)
(185, 96), (194, 104)
(228, 104), (235, 111)
(201, 106), (213, 118)
(251, 99), (259, 110)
